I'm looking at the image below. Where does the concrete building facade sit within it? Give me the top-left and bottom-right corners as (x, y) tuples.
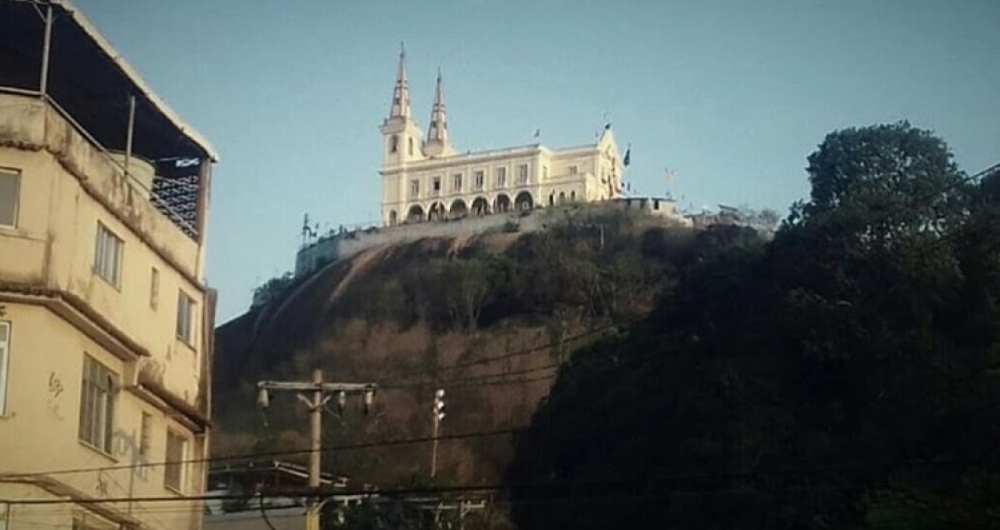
(0, 2), (217, 529)
(379, 49), (627, 227)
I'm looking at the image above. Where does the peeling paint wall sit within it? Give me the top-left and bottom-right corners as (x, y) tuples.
(0, 93), (212, 530)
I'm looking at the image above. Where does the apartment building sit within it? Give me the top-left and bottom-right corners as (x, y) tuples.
(0, 2), (217, 529)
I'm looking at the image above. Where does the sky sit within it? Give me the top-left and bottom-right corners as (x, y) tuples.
(71, 0), (1000, 324)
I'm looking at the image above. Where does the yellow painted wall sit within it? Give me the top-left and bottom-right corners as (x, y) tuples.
(0, 94), (212, 530)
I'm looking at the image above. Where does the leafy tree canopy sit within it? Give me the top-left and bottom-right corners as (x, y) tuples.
(505, 124), (1000, 529)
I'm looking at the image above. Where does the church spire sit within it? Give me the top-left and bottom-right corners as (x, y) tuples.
(388, 42), (411, 120)
(423, 67), (453, 157)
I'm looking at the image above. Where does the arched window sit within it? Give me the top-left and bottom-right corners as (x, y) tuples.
(388, 210), (398, 226)
(570, 191), (576, 202)
(389, 135), (399, 154)
(408, 138), (414, 156)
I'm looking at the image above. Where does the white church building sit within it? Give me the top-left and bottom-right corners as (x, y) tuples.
(379, 48), (627, 226)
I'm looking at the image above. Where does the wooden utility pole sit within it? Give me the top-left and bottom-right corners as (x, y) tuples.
(257, 369), (377, 530)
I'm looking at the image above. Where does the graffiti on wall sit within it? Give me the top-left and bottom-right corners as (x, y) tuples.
(112, 428), (150, 481)
(95, 470), (110, 497)
(45, 371), (65, 420)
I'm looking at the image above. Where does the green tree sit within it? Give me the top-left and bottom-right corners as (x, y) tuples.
(505, 124), (1000, 530)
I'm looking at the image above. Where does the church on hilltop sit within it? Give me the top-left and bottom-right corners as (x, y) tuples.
(379, 48), (627, 227)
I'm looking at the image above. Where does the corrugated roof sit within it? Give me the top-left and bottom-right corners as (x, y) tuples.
(52, 0), (219, 161)
(0, 0), (219, 162)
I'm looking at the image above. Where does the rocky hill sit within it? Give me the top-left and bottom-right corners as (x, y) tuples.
(211, 207), (756, 487)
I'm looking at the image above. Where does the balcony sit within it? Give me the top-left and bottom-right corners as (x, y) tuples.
(0, 0), (217, 244)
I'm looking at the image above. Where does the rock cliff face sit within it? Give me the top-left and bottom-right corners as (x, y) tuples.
(212, 212), (693, 486)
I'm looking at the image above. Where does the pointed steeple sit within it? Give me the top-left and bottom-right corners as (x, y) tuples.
(423, 67), (453, 157)
(387, 42), (411, 120)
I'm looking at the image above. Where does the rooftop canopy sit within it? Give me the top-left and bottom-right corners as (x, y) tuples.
(0, 0), (218, 162)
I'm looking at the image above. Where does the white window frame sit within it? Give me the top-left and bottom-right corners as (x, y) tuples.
(176, 291), (196, 345)
(0, 322), (10, 416)
(0, 168), (20, 229)
(164, 429), (187, 492)
(452, 173), (462, 192)
(78, 355), (117, 454)
(409, 179), (420, 198)
(495, 167), (507, 188)
(93, 223), (123, 288)
(431, 176), (441, 196)
(518, 164), (529, 185)
(473, 170), (485, 190)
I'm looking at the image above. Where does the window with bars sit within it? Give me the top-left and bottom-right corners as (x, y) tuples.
(0, 322), (9, 416)
(93, 223), (123, 288)
(495, 167), (507, 188)
(78, 355), (117, 454)
(150, 268), (160, 310)
(176, 291), (195, 345)
(140, 412), (153, 458)
(164, 429), (186, 491)
(0, 168), (20, 228)
(517, 164), (529, 184)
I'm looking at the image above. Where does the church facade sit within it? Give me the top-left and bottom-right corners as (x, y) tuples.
(379, 49), (626, 226)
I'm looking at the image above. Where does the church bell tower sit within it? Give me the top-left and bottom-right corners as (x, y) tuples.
(379, 44), (424, 168)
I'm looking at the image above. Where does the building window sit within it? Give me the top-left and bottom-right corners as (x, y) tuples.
(150, 268), (160, 310)
(432, 176), (441, 195)
(389, 135), (399, 154)
(79, 355), (117, 454)
(571, 191), (577, 202)
(0, 168), (20, 228)
(164, 429), (186, 492)
(452, 173), (462, 192)
(140, 412), (153, 458)
(474, 171), (484, 191)
(495, 167), (507, 188)
(517, 164), (529, 185)
(93, 223), (123, 288)
(176, 291), (195, 345)
(542, 166), (548, 179)
(409, 179), (420, 198)
(408, 138), (414, 156)
(568, 165), (578, 175)
(0, 321), (9, 416)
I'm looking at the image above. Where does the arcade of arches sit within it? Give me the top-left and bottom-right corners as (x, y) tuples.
(390, 191), (537, 225)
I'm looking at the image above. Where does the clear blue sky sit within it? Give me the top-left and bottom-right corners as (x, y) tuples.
(72, 0), (1000, 323)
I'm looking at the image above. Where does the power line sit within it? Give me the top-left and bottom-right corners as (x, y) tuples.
(0, 428), (526, 480)
(1, 320), (638, 480)
(2, 453), (988, 507)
